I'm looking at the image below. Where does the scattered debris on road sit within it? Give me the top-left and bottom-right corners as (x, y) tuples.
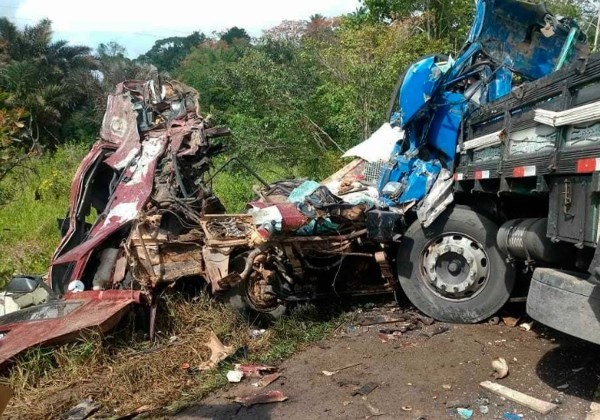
(457, 407), (474, 419)
(234, 390), (288, 407)
(199, 331), (234, 370)
(227, 370), (244, 383)
(480, 380), (559, 414)
(492, 357), (509, 379)
(502, 413), (524, 420)
(520, 321), (534, 331)
(365, 401), (385, 416)
(252, 372), (281, 388)
(352, 382), (379, 396)
(322, 362), (362, 376)
(235, 364), (278, 378)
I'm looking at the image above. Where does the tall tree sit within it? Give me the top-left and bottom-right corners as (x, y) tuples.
(361, 0), (474, 45)
(0, 18), (96, 147)
(137, 32), (206, 73)
(220, 27), (251, 45)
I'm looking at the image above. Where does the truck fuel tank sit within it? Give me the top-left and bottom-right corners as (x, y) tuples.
(497, 218), (574, 264)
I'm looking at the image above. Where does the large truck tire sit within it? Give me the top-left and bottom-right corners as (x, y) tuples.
(397, 206), (515, 323)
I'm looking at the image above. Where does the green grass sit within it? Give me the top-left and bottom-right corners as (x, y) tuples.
(5, 296), (345, 418)
(0, 144), (89, 287)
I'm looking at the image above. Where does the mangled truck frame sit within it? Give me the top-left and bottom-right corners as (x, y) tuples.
(2, 0), (600, 364)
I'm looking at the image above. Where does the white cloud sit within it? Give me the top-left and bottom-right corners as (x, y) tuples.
(12, 0), (359, 56)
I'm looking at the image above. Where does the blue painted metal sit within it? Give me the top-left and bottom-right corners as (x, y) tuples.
(428, 92), (467, 163)
(472, 0), (584, 80)
(488, 65), (512, 101)
(400, 56), (445, 127)
(399, 160), (442, 203)
(377, 0), (587, 215)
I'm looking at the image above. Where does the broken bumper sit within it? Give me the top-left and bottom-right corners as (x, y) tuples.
(527, 268), (600, 345)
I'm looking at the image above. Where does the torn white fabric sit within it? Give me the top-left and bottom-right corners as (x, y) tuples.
(342, 123), (403, 163)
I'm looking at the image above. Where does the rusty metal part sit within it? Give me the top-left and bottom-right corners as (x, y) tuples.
(277, 229), (368, 243)
(200, 215), (256, 247)
(285, 245), (304, 277)
(203, 247), (231, 292)
(217, 272), (242, 290)
(247, 266), (278, 309)
(241, 249), (264, 281)
(0, 291), (141, 367)
(375, 251), (396, 285)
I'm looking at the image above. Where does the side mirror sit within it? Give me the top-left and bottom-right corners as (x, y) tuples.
(6, 276), (42, 294)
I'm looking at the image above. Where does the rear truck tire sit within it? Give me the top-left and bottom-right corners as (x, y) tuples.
(397, 206), (516, 323)
(225, 252), (287, 326)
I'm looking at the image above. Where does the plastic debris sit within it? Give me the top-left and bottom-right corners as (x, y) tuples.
(63, 397), (100, 420)
(401, 406), (413, 411)
(234, 390), (288, 407)
(250, 329), (267, 339)
(235, 363), (277, 378)
(503, 413), (524, 420)
(227, 370), (244, 383)
(480, 405), (490, 414)
(457, 407), (474, 419)
(442, 384), (452, 390)
(252, 372), (281, 388)
(502, 316), (520, 327)
(519, 322), (534, 331)
(198, 332), (234, 370)
(492, 357), (509, 379)
(352, 382), (379, 396)
(288, 180), (321, 203)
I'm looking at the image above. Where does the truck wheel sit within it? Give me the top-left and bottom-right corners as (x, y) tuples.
(226, 253), (287, 326)
(397, 206), (515, 323)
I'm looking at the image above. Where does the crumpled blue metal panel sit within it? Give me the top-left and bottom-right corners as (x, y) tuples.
(399, 160), (442, 203)
(428, 92), (467, 163)
(400, 56), (445, 127)
(377, 0), (587, 221)
(470, 0), (585, 80)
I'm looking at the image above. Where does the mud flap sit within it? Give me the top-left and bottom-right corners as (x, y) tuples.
(527, 268), (600, 345)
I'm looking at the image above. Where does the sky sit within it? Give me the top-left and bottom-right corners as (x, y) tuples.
(1, 0), (360, 57)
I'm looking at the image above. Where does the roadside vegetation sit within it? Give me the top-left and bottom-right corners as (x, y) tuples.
(0, 0), (597, 416)
(5, 296), (344, 418)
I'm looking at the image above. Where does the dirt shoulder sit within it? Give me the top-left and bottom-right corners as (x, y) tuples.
(177, 306), (600, 419)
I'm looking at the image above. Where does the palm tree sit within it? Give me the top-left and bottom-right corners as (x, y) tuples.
(0, 18), (96, 147)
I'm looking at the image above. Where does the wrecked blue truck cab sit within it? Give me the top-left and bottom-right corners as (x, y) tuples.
(379, 0), (586, 219)
(210, 0), (600, 332)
